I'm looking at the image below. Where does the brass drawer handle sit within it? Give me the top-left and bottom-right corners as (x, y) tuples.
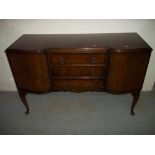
(92, 57), (96, 64)
(60, 57), (64, 64)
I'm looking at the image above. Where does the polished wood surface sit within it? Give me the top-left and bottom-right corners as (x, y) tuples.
(53, 79), (104, 91)
(106, 49), (151, 92)
(6, 33), (152, 50)
(52, 66), (105, 76)
(5, 33), (152, 115)
(50, 53), (106, 64)
(7, 51), (51, 91)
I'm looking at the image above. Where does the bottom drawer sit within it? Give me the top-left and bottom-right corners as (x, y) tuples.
(53, 79), (104, 91)
(52, 66), (105, 76)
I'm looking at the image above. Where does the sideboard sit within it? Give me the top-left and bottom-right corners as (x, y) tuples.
(5, 33), (152, 115)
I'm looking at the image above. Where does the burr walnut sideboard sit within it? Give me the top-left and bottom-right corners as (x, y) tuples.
(5, 33), (152, 115)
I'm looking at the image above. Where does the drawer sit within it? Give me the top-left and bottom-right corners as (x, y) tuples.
(53, 79), (104, 91)
(50, 53), (106, 64)
(52, 66), (105, 76)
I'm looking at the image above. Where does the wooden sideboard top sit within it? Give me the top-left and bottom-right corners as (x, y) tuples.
(6, 33), (152, 51)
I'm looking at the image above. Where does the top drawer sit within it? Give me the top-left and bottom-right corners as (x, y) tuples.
(48, 48), (107, 65)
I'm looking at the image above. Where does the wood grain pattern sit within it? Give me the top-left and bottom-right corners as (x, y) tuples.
(53, 79), (104, 91)
(52, 66), (105, 77)
(106, 49), (151, 92)
(7, 51), (51, 91)
(50, 53), (106, 64)
(5, 33), (152, 115)
(6, 33), (152, 50)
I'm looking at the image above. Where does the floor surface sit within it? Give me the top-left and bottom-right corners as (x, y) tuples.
(0, 90), (155, 134)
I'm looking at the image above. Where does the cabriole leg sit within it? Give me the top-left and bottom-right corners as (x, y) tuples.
(131, 91), (140, 116)
(18, 90), (30, 115)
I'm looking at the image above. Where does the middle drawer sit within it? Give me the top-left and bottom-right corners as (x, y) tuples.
(52, 66), (105, 76)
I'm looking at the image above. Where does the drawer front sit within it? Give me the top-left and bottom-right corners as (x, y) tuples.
(54, 79), (104, 91)
(50, 53), (106, 64)
(52, 66), (105, 76)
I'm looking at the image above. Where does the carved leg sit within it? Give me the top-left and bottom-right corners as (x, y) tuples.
(131, 91), (140, 116)
(18, 90), (30, 115)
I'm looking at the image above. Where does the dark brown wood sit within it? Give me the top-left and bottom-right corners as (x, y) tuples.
(5, 33), (152, 115)
(50, 64), (105, 67)
(50, 53), (106, 64)
(6, 33), (152, 50)
(18, 90), (29, 114)
(131, 91), (141, 116)
(48, 48), (107, 53)
(52, 76), (104, 79)
(106, 49), (151, 92)
(6, 51), (51, 91)
(54, 79), (104, 92)
(52, 66), (105, 76)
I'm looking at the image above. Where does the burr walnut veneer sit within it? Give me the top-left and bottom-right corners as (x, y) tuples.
(5, 33), (152, 115)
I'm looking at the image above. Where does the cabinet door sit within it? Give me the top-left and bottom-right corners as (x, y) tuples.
(7, 51), (51, 92)
(106, 49), (151, 93)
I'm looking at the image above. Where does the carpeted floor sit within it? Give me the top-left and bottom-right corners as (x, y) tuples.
(0, 89), (155, 135)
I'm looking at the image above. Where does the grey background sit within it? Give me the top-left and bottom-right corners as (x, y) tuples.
(0, 87), (155, 135)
